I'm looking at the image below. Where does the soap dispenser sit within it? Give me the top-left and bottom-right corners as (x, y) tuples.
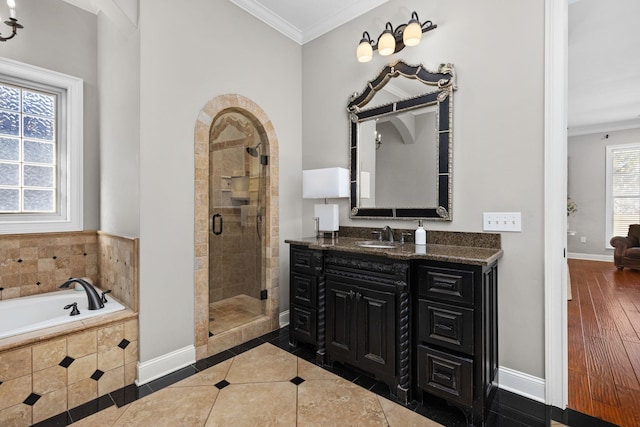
(415, 220), (426, 245)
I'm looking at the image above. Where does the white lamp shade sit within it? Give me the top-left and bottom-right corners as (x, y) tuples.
(403, 21), (422, 46)
(303, 167), (350, 199)
(378, 31), (395, 56)
(357, 41), (373, 63)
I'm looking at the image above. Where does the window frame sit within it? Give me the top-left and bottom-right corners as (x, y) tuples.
(0, 57), (83, 234)
(605, 142), (640, 248)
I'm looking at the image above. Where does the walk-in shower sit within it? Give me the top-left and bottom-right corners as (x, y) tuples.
(207, 111), (267, 335)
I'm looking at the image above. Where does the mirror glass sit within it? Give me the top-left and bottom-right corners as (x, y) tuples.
(348, 61), (456, 220)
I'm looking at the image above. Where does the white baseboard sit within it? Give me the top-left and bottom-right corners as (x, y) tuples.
(136, 345), (195, 386)
(279, 309), (289, 328)
(498, 366), (545, 403)
(567, 252), (613, 262)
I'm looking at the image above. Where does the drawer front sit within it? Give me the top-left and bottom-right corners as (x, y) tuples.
(417, 345), (473, 406)
(290, 305), (317, 343)
(419, 300), (474, 354)
(291, 272), (317, 308)
(291, 246), (319, 274)
(417, 265), (474, 305)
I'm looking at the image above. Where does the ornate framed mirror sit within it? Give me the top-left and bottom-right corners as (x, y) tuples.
(348, 60), (456, 220)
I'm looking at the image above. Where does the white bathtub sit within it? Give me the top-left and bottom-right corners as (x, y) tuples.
(0, 289), (126, 339)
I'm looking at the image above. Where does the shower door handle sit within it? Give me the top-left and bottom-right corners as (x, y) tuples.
(212, 213), (223, 235)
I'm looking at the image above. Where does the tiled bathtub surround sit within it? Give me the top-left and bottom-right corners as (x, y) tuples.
(97, 232), (139, 311)
(0, 230), (139, 426)
(0, 231), (98, 300)
(0, 317), (138, 425)
(0, 231), (139, 310)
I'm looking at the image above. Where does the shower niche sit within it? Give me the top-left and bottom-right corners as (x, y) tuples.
(208, 111), (268, 335)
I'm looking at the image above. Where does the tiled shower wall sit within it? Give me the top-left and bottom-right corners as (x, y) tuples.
(0, 231), (138, 310)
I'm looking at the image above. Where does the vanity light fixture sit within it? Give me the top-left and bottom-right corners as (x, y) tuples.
(0, 0), (22, 42)
(357, 11), (436, 63)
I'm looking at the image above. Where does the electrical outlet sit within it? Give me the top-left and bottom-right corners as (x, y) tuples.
(580, 236), (587, 243)
(483, 212), (522, 232)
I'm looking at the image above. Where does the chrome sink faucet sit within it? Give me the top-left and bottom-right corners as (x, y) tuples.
(59, 278), (104, 310)
(382, 225), (394, 242)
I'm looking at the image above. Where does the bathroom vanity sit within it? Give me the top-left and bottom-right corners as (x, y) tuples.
(286, 229), (502, 426)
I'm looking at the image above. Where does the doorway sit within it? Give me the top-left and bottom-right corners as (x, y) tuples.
(193, 94), (280, 358)
(208, 111), (267, 334)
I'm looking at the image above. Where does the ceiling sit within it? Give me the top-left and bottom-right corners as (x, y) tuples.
(228, 0), (388, 44)
(61, 0), (640, 137)
(568, 0), (640, 135)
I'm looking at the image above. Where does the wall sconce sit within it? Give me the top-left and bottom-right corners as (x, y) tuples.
(357, 11), (437, 63)
(302, 167), (349, 238)
(0, 0), (22, 42)
(375, 131), (382, 150)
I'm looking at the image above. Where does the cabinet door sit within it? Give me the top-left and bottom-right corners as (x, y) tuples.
(357, 286), (396, 378)
(326, 278), (357, 361)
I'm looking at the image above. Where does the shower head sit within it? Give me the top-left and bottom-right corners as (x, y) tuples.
(246, 142), (262, 157)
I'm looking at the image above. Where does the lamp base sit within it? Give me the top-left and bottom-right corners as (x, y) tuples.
(314, 204), (339, 232)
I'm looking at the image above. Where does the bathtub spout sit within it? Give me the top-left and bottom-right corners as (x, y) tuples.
(59, 278), (104, 310)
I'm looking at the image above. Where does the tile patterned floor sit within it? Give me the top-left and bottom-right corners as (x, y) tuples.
(68, 342), (437, 427)
(209, 294), (263, 335)
(34, 328), (580, 427)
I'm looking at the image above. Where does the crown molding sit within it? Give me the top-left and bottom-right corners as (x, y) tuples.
(229, 0), (389, 45)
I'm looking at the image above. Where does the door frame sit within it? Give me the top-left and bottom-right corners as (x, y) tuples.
(544, 0), (569, 409)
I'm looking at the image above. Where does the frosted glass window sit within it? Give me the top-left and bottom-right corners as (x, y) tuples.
(0, 137), (19, 160)
(24, 116), (54, 140)
(0, 111), (19, 136)
(0, 85), (19, 111)
(23, 91), (54, 117)
(24, 165), (54, 187)
(0, 188), (18, 211)
(24, 189), (54, 211)
(24, 140), (54, 163)
(0, 162), (19, 185)
(0, 82), (57, 213)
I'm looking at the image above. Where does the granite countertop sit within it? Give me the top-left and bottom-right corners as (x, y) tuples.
(285, 236), (503, 266)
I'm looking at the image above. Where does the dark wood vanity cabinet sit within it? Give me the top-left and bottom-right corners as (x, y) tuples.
(287, 240), (500, 423)
(289, 245), (325, 363)
(413, 260), (499, 426)
(324, 251), (410, 403)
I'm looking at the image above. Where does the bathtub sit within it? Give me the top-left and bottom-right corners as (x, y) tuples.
(0, 289), (126, 339)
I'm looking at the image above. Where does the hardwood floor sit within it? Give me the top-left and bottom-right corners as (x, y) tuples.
(568, 259), (640, 426)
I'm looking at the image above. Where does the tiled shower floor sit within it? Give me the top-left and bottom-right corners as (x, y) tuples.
(209, 294), (263, 335)
(34, 328), (576, 427)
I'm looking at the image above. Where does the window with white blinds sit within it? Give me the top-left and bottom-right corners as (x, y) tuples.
(606, 143), (640, 246)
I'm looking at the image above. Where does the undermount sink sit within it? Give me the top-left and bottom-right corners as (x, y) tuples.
(354, 240), (402, 249)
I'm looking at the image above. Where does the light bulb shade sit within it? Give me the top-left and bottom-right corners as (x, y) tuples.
(356, 40), (373, 63)
(302, 167), (350, 199)
(7, 0), (15, 9)
(403, 21), (422, 46)
(377, 31), (395, 56)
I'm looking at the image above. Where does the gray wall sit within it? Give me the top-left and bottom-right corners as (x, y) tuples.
(568, 127), (640, 255)
(97, 6), (141, 237)
(2, 0), (100, 230)
(302, 0), (546, 377)
(138, 0), (302, 362)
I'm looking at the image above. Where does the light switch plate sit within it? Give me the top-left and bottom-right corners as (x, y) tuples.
(483, 212), (522, 232)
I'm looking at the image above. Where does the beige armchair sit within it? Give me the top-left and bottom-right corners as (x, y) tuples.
(610, 224), (640, 270)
